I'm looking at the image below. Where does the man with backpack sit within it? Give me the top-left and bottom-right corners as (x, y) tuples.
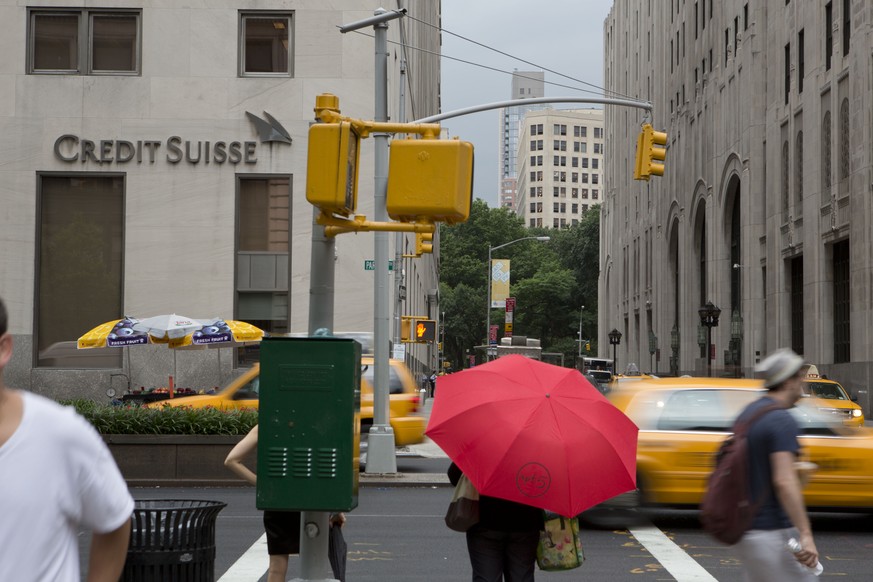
(733, 348), (820, 580)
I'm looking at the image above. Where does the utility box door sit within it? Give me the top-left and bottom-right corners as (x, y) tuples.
(257, 337), (361, 512)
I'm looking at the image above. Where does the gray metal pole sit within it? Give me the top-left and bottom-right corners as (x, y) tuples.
(299, 206), (336, 580)
(485, 246), (492, 356)
(393, 54), (407, 359)
(366, 9), (397, 474)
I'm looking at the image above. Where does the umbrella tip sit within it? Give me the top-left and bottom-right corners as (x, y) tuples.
(545, 393), (550, 398)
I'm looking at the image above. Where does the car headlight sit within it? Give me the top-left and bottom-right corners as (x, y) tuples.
(851, 409), (863, 417)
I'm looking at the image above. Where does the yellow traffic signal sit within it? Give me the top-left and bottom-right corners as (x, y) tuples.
(585, 342), (590, 352)
(386, 138), (474, 224)
(400, 317), (412, 342)
(415, 320), (437, 342)
(416, 232), (434, 255)
(633, 123), (667, 181)
(306, 121), (361, 216)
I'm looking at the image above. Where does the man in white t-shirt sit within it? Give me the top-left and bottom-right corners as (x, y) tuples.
(0, 297), (134, 581)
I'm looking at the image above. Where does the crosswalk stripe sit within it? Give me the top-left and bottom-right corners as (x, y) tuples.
(629, 525), (718, 581)
(217, 533), (268, 581)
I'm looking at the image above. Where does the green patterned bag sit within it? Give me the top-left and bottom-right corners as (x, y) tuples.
(536, 511), (584, 571)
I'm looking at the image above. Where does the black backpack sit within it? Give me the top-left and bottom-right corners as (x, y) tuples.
(699, 402), (783, 545)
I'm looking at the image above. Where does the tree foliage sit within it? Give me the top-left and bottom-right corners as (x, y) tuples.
(439, 201), (601, 369)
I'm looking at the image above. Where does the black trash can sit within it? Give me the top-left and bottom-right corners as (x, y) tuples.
(122, 499), (227, 582)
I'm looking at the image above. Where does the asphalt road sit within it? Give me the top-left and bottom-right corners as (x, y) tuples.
(76, 449), (873, 582)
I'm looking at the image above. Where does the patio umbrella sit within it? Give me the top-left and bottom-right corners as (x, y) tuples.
(132, 313), (203, 341)
(426, 355), (638, 518)
(171, 318), (266, 348)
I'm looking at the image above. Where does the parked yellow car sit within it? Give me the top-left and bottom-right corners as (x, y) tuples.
(609, 377), (873, 511)
(802, 365), (864, 427)
(145, 357), (426, 445)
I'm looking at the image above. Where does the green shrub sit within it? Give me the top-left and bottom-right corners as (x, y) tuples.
(62, 400), (258, 435)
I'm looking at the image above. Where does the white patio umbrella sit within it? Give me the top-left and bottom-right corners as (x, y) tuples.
(132, 313), (203, 340)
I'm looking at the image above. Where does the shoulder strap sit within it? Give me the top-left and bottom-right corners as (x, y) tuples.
(732, 402), (784, 436)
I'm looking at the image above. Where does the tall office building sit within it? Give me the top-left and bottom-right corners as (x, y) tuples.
(499, 71), (545, 209)
(516, 109), (604, 228)
(602, 0), (873, 414)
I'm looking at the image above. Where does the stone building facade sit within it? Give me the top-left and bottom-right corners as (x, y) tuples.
(602, 0), (873, 412)
(0, 1), (441, 398)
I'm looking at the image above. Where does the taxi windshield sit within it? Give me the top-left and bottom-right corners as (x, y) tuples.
(804, 381), (849, 400)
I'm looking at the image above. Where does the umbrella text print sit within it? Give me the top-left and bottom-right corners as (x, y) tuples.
(517, 462), (551, 498)
(106, 318), (149, 347)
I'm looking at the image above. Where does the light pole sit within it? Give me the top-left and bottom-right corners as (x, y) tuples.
(485, 236), (550, 357)
(608, 328), (622, 377)
(698, 301), (722, 377)
(577, 305), (585, 359)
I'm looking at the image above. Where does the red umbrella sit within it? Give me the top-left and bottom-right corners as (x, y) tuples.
(426, 355), (638, 517)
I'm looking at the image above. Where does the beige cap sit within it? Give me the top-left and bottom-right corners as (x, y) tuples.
(755, 348), (805, 388)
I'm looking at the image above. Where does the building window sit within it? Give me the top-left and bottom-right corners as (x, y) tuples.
(794, 131), (803, 210)
(592, 159), (599, 169)
(553, 203), (559, 213)
(240, 12), (293, 76)
(28, 9), (141, 75)
(571, 188), (578, 198)
(239, 177), (290, 252)
(592, 189), (599, 199)
(822, 111), (832, 202)
(833, 240), (850, 363)
(530, 202), (536, 213)
(529, 219), (536, 227)
(790, 257), (804, 355)
(781, 141), (790, 220)
(581, 189), (589, 199)
(825, 3), (833, 71)
(572, 203), (578, 214)
(839, 98), (849, 181)
(36, 174), (124, 368)
(797, 29), (804, 93)
(784, 43), (790, 104)
(842, 0), (850, 56)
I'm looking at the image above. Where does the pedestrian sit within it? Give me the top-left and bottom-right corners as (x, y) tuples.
(429, 371), (437, 397)
(734, 348), (820, 581)
(0, 296), (134, 581)
(225, 425), (345, 582)
(447, 461), (544, 582)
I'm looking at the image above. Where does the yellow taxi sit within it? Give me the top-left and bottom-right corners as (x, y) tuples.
(145, 357), (426, 446)
(802, 365), (864, 427)
(609, 377), (873, 511)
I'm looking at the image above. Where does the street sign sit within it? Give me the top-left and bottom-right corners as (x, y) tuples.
(505, 297), (516, 312)
(504, 323), (513, 335)
(392, 344), (406, 360)
(364, 260), (394, 271)
(489, 325), (498, 345)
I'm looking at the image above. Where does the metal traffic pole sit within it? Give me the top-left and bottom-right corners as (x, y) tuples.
(339, 8), (405, 475)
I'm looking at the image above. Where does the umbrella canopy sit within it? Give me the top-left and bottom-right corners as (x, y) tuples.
(177, 318), (266, 348)
(77, 317), (161, 349)
(132, 313), (203, 340)
(426, 355), (639, 517)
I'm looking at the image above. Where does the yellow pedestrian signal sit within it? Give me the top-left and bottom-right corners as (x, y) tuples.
(633, 123), (667, 181)
(306, 121), (361, 216)
(386, 138), (474, 224)
(415, 320), (437, 342)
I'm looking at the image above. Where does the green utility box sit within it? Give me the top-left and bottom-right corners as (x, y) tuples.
(257, 336), (361, 512)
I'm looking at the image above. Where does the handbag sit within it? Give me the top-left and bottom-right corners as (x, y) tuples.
(536, 511), (584, 571)
(444, 474), (480, 532)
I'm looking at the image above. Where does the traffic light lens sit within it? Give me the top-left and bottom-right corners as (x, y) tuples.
(416, 323), (426, 338)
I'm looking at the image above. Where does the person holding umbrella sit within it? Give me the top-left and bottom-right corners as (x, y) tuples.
(448, 461), (544, 581)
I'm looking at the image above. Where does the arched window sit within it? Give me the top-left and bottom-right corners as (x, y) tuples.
(839, 98), (850, 181)
(795, 131), (803, 211)
(821, 111), (831, 203)
(781, 141), (790, 220)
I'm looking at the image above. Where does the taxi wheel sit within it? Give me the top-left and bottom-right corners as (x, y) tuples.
(635, 472), (652, 508)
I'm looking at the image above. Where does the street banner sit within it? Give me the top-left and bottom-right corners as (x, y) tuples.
(505, 297), (516, 312)
(468, 355), (476, 367)
(505, 311), (513, 323)
(489, 325), (499, 345)
(490, 259), (510, 308)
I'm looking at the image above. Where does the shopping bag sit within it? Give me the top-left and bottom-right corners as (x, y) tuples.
(536, 511), (584, 571)
(444, 474), (480, 532)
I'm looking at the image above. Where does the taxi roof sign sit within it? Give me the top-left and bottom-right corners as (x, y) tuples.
(804, 364), (821, 379)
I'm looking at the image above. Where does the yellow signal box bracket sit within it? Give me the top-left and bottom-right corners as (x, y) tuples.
(307, 93), (473, 236)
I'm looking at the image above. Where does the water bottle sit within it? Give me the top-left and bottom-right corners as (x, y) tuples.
(786, 538), (824, 576)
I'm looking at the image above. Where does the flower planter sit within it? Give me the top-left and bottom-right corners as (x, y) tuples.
(103, 434), (256, 487)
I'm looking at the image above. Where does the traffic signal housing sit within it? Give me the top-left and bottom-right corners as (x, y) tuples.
(415, 320), (437, 342)
(633, 123), (667, 181)
(416, 232), (433, 255)
(386, 138), (474, 224)
(306, 121), (361, 216)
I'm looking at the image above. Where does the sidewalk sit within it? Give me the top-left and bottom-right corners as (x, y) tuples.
(360, 395), (451, 487)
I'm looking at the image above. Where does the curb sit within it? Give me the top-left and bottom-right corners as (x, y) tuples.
(359, 472), (451, 488)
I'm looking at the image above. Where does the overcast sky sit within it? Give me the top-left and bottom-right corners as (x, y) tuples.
(440, 0), (615, 207)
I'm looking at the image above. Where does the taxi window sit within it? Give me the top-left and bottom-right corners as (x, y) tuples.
(804, 381), (848, 400)
(233, 377), (260, 400)
(657, 389), (758, 431)
(362, 366), (405, 394)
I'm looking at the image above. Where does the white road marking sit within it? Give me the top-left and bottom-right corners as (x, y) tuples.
(629, 525), (719, 582)
(217, 533), (269, 581)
